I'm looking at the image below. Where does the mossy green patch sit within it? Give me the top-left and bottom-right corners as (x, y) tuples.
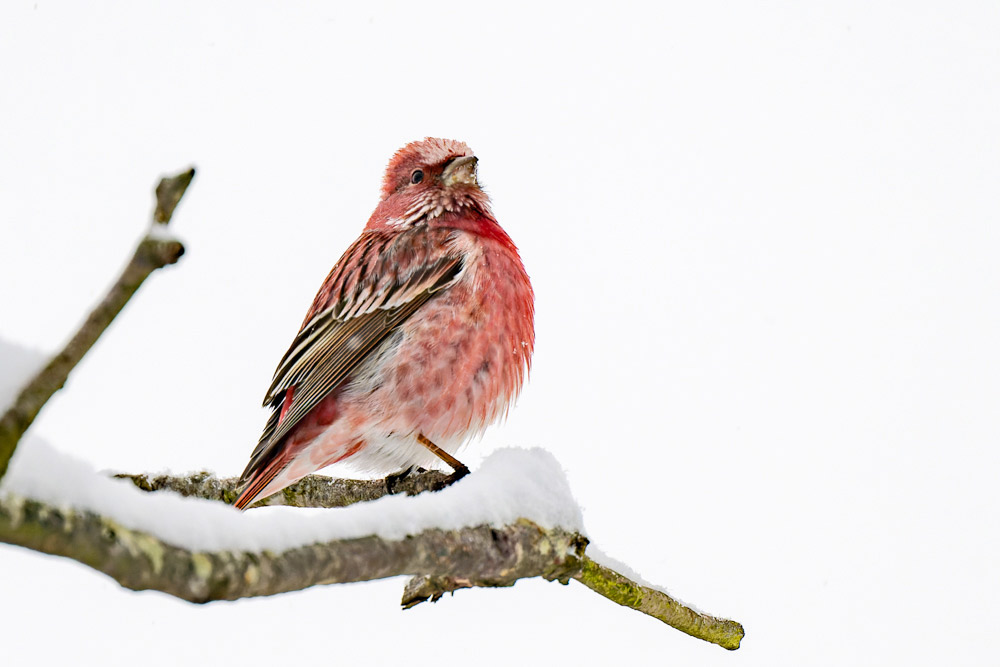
(580, 558), (643, 608)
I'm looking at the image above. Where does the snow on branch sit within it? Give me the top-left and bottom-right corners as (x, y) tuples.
(0, 491), (585, 603)
(113, 466), (743, 649)
(0, 493), (743, 650)
(1, 439), (742, 649)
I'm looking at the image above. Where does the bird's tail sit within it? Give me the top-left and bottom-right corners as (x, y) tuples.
(233, 455), (289, 510)
(234, 438), (367, 510)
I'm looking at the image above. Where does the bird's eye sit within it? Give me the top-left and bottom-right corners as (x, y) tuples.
(410, 169), (424, 184)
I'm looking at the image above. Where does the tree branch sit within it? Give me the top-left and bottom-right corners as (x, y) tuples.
(0, 493), (584, 602)
(0, 168), (195, 482)
(114, 468), (453, 508)
(0, 490), (743, 649)
(574, 556), (744, 650)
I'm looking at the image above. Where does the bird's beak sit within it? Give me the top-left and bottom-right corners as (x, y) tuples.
(442, 155), (479, 187)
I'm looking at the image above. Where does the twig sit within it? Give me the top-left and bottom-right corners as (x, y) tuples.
(573, 556), (745, 650)
(0, 168), (195, 482)
(154, 168), (195, 224)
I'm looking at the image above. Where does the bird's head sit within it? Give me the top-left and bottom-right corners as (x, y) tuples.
(371, 138), (493, 229)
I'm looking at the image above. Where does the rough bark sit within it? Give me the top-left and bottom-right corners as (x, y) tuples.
(115, 468), (452, 508)
(0, 493), (583, 603)
(0, 491), (744, 649)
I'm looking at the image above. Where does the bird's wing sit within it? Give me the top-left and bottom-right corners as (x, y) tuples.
(238, 228), (464, 485)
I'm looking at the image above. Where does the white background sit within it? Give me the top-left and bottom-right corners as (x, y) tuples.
(2, 1), (998, 664)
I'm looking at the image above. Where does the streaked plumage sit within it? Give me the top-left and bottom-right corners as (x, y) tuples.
(235, 138), (534, 509)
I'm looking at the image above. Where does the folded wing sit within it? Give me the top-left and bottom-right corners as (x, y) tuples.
(238, 228), (464, 486)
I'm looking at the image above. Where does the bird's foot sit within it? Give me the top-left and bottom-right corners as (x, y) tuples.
(385, 466), (427, 495)
(385, 464), (469, 495)
(425, 463), (470, 492)
(443, 463), (470, 486)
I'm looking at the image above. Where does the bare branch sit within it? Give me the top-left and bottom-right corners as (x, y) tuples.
(573, 556), (745, 650)
(0, 167), (195, 482)
(154, 168), (195, 224)
(114, 468), (452, 508)
(400, 558), (744, 650)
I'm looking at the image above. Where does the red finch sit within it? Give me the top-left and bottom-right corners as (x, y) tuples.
(234, 138), (534, 509)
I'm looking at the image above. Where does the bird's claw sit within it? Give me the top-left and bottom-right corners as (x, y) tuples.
(429, 464), (469, 492)
(386, 464), (469, 495)
(385, 466), (418, 495)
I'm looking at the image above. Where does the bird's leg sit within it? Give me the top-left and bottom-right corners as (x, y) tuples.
(416, 433), (470, 486)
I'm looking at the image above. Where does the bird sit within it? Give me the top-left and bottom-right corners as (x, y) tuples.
(234, 138), (534, 510)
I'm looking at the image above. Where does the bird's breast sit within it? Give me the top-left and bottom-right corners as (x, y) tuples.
(354, 232), (534, 441)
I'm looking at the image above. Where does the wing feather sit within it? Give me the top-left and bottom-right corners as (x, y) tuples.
(239, 228), (464, 485)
